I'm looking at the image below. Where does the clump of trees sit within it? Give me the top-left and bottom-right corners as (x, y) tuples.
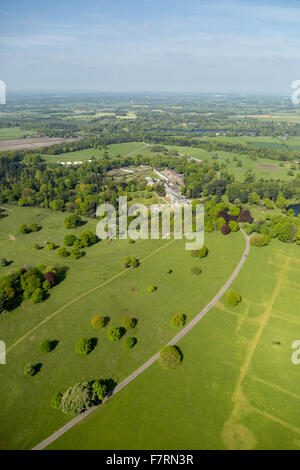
(226, 291), (242, 307)
(20, 223), (41, 234)
(159, 345), (182, 369)
(52, 378), (113, 414)
(171, 313), (186, 326)
(60, 382), (96, 416)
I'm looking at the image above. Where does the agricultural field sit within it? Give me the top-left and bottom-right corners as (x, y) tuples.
(0, 205), (245, 449)
(47, 239), (300, 450)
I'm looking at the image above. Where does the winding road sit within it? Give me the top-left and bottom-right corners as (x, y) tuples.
(33, 229), (251, 450)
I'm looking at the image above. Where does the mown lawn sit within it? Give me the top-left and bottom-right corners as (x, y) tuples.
(47, 239), (300, 450)
(0, 205), (244, 449)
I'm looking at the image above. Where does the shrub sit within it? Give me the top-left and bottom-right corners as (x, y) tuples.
(91, 315), (106, 329)
(60, 382), (96, 416)
(39, 339), (52, 353)
(166, 268), (172, 274)
(229, 220), (239, 232)
(92, 380), (108, 400)
(31, 287), (46, 304)
(75, 337), (94, 355)
(47, 242), (55, 250)
(159, 345), (181, 369)
(30, 223), (39, 232)
(107, 326), (122, 342)
(128, 238), (135, 244)
(64, 214), (81, 229)
(122, 317), (137, 329)
(79, 231), (97, 247)
(42, 280), (52, 290)
(21, 267), (44, 297)
(238, 209), (253, 224)
(148, 284), (157, 292)
(45, 271), (56, 285)
(124, 256), (139, 268)
(20, 224), (30, 234)
(217, 217), (227, 230)
(221, 224), (231, 235)
(130, 257), (139, 268)
(226, 291), (241, 307)
(171, 313), (186, 326)
(190, 245), (208, 258)
(124, 337), (137, 349)
(250, 233), (271, 247)
(34, 243), (41, 250)
(191, 267), (201, 276)
(1, 257), (8, 266)
(57, 247), (69, 257)
(24, 363), (36, 377)
(64, 234), (77, 246)
(50, 392), (63, 410)
(70, 247), (84, 259)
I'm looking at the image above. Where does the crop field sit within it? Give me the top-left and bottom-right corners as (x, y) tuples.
(0, 205), (244, 449)
(47, 239), (300, 450)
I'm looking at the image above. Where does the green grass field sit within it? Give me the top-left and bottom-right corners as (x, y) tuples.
(0, 127), (35, 140)
(42, 139), (297, 182)
(47, 239), (300, 450)
(0, 205), (244, 449)
(43, 142), (149, 164)
(165, 144), (295, 181)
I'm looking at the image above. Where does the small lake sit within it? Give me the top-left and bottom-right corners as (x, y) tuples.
(288, 204), (300, 216)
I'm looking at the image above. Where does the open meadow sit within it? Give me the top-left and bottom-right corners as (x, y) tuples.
(47, 239), (300, 450)
(0, 205), (244, 449)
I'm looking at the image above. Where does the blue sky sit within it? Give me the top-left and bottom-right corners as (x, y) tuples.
(0, 0), (300, 93)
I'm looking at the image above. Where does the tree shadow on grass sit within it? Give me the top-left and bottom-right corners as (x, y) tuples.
(49, 339), (59, 351)
(173, 345), (184, 362)
(34, 362), (43, 375)
(90, 337), (98, 351)
(105, 378), (118, 397)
